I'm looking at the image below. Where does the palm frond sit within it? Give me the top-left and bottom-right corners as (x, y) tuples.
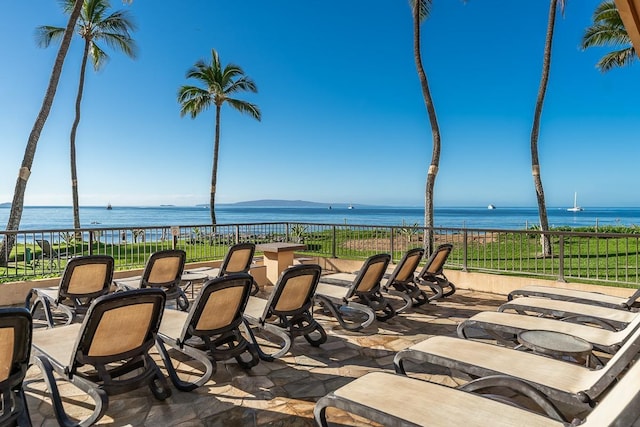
(582, 24), (629, 48)
(596, 47), (636, 71)
(97, 32), (138, 58)
(226, 99), (261, 121)
(408, 0), (432, 22)
(99, 10), (137, 34)
(89, 42), (109, 70)
(225, 76), (257, 95)
(582, 0), (635, 71)
(35, 25), (67, 48)
(178, 86), (213, 118)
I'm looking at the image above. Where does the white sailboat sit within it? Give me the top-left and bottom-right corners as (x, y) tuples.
(567, 192), (583, 212)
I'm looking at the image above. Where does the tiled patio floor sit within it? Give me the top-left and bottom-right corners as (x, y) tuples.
(24, 288), (504, 426)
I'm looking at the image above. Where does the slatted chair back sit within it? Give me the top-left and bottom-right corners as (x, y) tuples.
(36, 239), (59, 259)
(386, 247), (425, 285)
(218, 243), (256, 276)
(72, 289), (165, 369)
(141, 250), (186, 292)
(418, 244), (452, 277)
(186, 274), (254, 337)
(348, 254), (391, 297)
(59, 255), (115, 305)
(265, 264), (322, 317)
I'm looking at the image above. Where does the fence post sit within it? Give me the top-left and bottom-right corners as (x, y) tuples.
(88, 231), (94, 255)
(462, 229), (468, 272)
(332, 226), (337, 258)
(557, 235), (566, 283)
(390, 226), (395, 263)
(234, 225), (240, 244)
(286, 223), (290, 242)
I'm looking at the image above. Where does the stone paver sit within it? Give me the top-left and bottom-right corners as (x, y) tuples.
(24, 289), (503, 426)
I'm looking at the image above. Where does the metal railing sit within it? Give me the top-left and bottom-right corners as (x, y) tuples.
(2, 222), (639, 287)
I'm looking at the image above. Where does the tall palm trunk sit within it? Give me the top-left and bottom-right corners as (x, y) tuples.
(413, 2), (441, 256)
(210, 105), (221, 225)
(0, 0), (83, 265)
(71, 41), (91, 233)
(531, 0), (558, 258)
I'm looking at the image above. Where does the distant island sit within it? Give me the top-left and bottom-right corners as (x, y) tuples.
(0, 202), (10, 207)
(203, 199), (366, 208)
(225, 199), (334, 207)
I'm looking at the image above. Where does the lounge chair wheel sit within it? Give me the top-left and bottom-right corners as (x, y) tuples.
(413, 289), (429, 307)
(304, 324), (327, 347)
(250, 279), (259, 296)
(149, 374), (172, 400)
(235, 344), (260, 369)
(376, 302), (395, 322)
(177, 294), (190, 312)
(442, 282), (456, 297)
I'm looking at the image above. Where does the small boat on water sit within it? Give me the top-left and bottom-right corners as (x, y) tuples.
(567, 192), (583, 212)
(487, 204), (496, 210)
(348, 203), (354, 210)
(106, 202), (112, 210)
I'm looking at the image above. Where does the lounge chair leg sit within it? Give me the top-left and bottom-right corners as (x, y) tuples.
(393, 352), (408, 375)
(313, 396), (331, 427)
(17, 387), (33, 427)
(34, 356), (108, 427)
(155, 339), (215, 392)
(315, 296), (374, 331)
(385, 289), (413, 313)
(148, 365), (172, 400)
(303, 322), (327, 347)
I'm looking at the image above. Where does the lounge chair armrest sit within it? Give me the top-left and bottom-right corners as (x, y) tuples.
(560, 315), (619, 331)
(459, 375), (567, 423)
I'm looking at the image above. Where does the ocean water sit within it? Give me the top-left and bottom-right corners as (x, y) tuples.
(2, 205), (640, 231)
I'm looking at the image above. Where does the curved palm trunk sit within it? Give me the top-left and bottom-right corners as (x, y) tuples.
(210, 105), (221, 225)
(413, 2), (441, 256)
(71, 41), (91, 233)
(531, 0), (558, 258)
(0, 0), (83, 265)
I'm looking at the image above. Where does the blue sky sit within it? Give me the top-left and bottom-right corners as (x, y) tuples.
(1, 1), (639, 208)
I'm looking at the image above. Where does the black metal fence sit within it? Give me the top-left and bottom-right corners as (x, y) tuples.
(2, 222), (639, 287)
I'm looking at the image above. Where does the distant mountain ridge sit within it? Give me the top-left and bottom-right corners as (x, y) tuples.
(221, 199), (335, 207)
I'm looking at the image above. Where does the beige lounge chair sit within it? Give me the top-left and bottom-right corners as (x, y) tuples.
(458, 309), (640, 354)
(115, 249), (189, 311)
(32, 288), (171, 426)
(382, 247), (428, 309)
(185, 242), (259, 295)
(508, 284), (640, 311)
(25, 255), (114, 328)
(393, 321), (640, 411)
(0, 308), (32, 426)
(34, 239), (69, 269)
(315, 253), (392, 330)
(415, 243), (456, 301)
(499, 297), (638, 330)
(156, 274), (259, 391)
(315, 356), (640, 427)
(244, 264), (325, 360)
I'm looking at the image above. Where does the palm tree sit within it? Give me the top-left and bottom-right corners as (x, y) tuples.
(530, 0), (566, 258)
(178, 49), (261, 224)
(582, 0), (636, 72)
(410, 0), (440, 256)
(36, 0), (137, 232)
(0, 0), (85, 266)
